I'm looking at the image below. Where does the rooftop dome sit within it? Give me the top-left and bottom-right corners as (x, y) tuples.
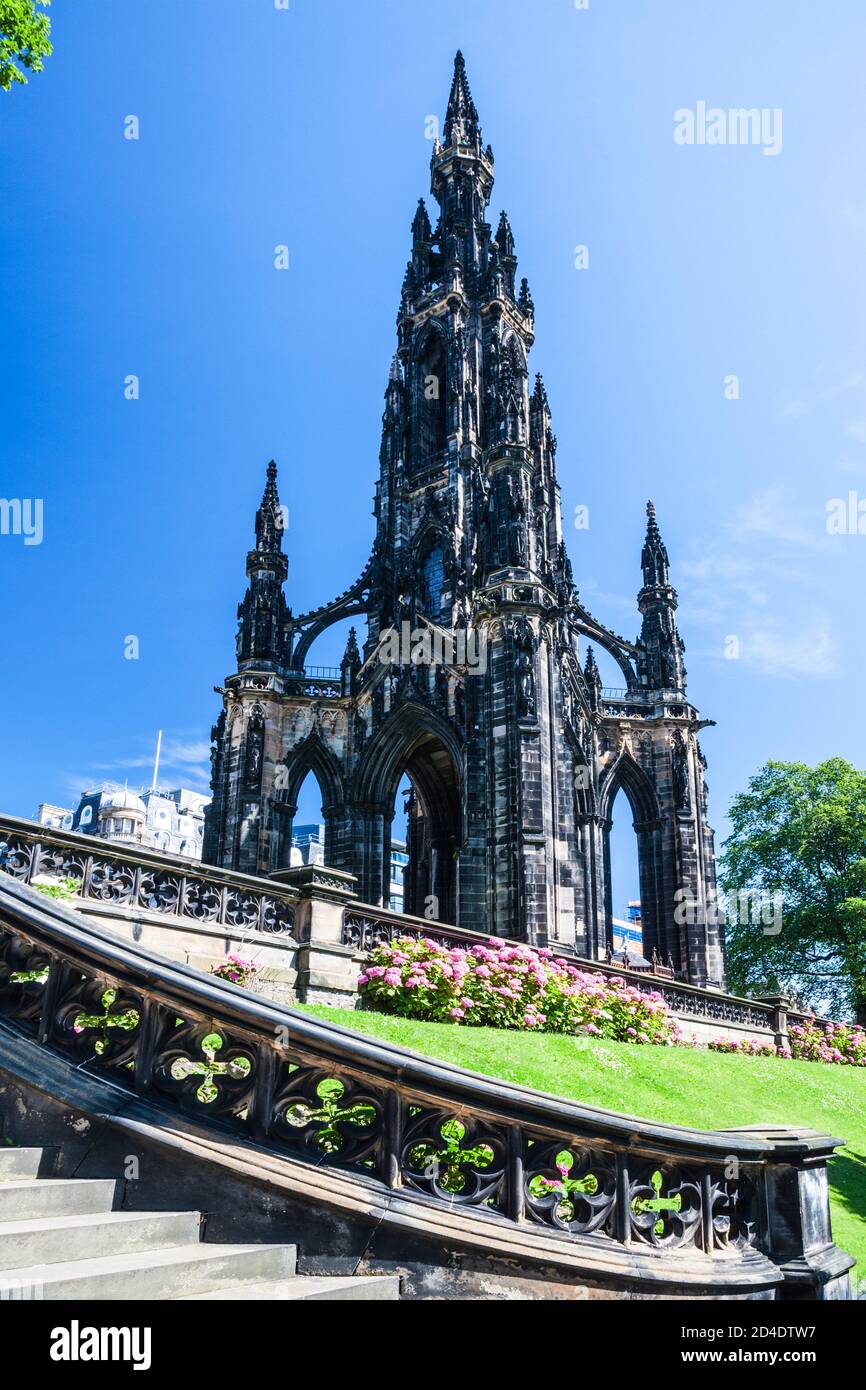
(100, 789), (146, 815)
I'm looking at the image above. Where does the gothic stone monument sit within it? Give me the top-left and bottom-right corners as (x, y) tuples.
(203, 53), (726, 989)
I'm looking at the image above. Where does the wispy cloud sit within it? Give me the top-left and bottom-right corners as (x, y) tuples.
(735, 619), (835, 679)
(777, 368), (864, 422)
(729, 489), (828, 550)
(679, 489), (837, 680)
(88, 738), (210, 773)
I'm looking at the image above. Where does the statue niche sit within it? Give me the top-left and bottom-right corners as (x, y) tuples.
(412, 328), (448, 467)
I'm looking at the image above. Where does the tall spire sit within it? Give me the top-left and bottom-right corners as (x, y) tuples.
(444, 50), (481, 147)
(641, 499), (670, 589)
(430, 51), (494, 281)
(637, 500), (685, 693)
(254, 460), (285, 556)
(236, 460), (289, 670)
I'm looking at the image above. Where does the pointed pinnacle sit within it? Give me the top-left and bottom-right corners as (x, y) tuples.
(444, 49), (480, 145)
(262, 460), (279, 503)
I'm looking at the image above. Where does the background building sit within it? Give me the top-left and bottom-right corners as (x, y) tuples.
(290, 823), (407, 912)
(610, 901), (643, 957)
(289, 823), (325, 867)
(38, 786), (210, 860)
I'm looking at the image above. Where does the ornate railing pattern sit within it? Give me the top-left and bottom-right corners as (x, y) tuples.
(0, 876), (852, 1294)
(655, 984), (773, 1030)
(285, 676), (342, 698)
(0, 815), (296, 938)
(342, 906), (489, 954)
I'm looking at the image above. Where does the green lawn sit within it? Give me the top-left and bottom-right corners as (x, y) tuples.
(298, 1003), (866, 1280)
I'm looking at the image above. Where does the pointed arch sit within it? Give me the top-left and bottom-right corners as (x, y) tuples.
(410, 321), (448, 466)
(353, 701), (462, 809)
(412, 522), (449, 622)
(353, 701), (463, 922)
(597, 747), (664, 964)
(598, 747), (660, 828)
(291, 600), (369, 672)
(269, 730), (346, 872)
(277, 729), (346, 813)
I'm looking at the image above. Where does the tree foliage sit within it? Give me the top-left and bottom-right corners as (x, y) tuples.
(0, 0), (51, 91)
(721, 759), (866, 1022)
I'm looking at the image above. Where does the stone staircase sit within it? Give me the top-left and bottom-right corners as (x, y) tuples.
(0, 1145), (399, 1301)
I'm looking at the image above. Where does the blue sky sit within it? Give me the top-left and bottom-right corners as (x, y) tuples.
(1, 0), (865, 911)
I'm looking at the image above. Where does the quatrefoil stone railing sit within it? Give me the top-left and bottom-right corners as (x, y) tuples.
(0, 813), (298, 939)
(0, 874), (855, 1301)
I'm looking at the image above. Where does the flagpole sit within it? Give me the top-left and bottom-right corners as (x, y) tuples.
(152, 730), (163, 792)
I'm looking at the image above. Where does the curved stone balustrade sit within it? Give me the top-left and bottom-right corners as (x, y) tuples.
(0, 875), (853, 1299)
(0, 814), (296, 938)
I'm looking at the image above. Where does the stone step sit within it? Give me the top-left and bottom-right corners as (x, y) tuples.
(0, 1208), (202, 1267)
(0, 1147), (57, 1180)
(178, 1274), (400, 1301)
(0, 1177), (116, 1221)
(0, 1241), (298, 1300)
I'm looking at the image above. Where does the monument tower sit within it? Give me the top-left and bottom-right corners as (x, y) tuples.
(203, 53), (726, 987)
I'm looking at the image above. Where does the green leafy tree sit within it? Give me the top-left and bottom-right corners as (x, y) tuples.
(1, 0), (51, 91)
(721, 759), (866, 1022)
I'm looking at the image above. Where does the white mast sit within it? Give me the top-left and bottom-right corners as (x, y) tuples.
(152, 729), (163, 792)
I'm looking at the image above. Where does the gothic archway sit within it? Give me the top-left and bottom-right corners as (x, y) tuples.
(598, 750), (663, 962)
(411, 325), (448, 467)
(353, 703), (463, 923)
(269, 732), (346, 871)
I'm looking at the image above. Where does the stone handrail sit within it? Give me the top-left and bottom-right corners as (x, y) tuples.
(0, 813), (297, 938)
(0, 874), (853, 1298)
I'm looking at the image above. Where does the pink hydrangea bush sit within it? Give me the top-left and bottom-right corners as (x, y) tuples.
(709, 1019), (866, 1066)
(358, 936), (681, 1044)
(788, 1018), (866, 1067)
(211, 954), (261, 988)
(708, 1037), (784, 1059)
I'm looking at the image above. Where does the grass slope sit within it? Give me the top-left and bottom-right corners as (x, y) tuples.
(299, 1004), (866, 1279)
